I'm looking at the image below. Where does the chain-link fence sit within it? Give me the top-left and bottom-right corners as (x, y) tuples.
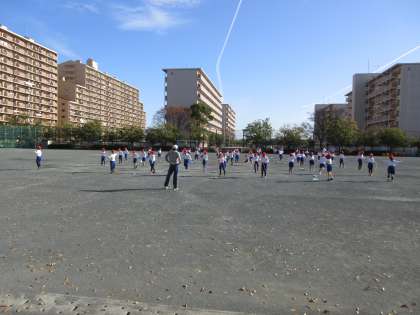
(0, 125), (43, 148)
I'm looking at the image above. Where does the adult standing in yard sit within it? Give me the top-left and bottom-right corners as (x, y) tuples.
(164, 145), (182, 191)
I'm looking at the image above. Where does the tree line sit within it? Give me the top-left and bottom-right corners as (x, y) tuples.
(244, 117), (420, 151)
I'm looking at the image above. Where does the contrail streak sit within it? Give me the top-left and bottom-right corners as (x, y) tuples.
(302, 44), (420, 109)
(216, 0), (243, 96)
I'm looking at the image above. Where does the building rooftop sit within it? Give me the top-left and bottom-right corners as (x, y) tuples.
(0, 24), (57, 54)
(163, 67), (223, 97)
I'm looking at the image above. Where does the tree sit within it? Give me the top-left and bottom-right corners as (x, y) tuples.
(119, 126), (145, 146)
(325, 118), (359, 149)
(58, 123), (78, 142)
(359, 128), (381, 147)
(208, 132), (223, 147)
(103, 129), (119, 142)
(276, 125), (306, 149)
(42, 126), (55, 140)
(152, 107), (167, 127)
(146, 124), (180, 146)
(378, 128), (407, 151)
(79, 120), (102, 142)
(244, 118), (273, 146)
(190, 102), (213, 144)
(165, 106), (191, 138)
(7, 114), (30, 126)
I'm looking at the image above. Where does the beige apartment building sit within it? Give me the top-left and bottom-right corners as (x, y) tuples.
(222, 103), (236, 142)
(0, 25), (58, 126)
(366, 63), (420, 136)
(58, 59), (146, 129)
(163, 68), (223, 135)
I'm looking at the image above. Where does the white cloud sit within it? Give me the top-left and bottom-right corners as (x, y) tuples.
(112, 0), (201, 32)
(63, 1), (99, 13)
(42, 37), (81, 60)
(114, 4), (186, 31)
(147, 0), (200, 7)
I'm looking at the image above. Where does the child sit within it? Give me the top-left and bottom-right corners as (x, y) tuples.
(357, 151), (364, 170)
(386, 153), (400, 181)
(367, 153), (375, 176)
(254, 153), (260, 173)
(109, 150), (117, 174)
(299, 151), (305, 168)
(218, 152), (226, 176)
(202, 150), (209, 173)
(339, 151), (345, 168)
(118, 148), (123, 164)
(288, 153), (295, 175)
(278, 149), (284, 161)
(235, 150), (240, 163)
(230, 151), (235, 166)
(309, 152), (315, 172)
(319, 154), (326, 176)
(326, 153), (334, 181)
(100, 148), (107, 166)
(183, 150), (192, 170)
(124, 147), (129, 161)
(158, 148), (162, 160)
(132, 150), (139, 169)
(141, 149), (146, 166)
(149, 150), (156, 174)
(261, 152), (269, 177)
(35, 145), (43, 169)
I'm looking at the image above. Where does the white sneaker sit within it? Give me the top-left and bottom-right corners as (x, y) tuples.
(165, 186), (170, 190)
(173, 188), (179, 191)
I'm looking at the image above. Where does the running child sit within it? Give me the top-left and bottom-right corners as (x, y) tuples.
(339, 151), (345, 168)
(325, 152), (334, 181)
(141, 149), (146, 166)
(218, 152), (226, 176)
(149, 150), (156, 174)
(132, 150), (139, 169)
(183, 150), (192, 170)
(100, 148), (107, 166)
(118, 148), (123, 164)
(386, 153), (400, 181)
(35, 145), (43, 169)
(202, 150), (209, 173)
(309, 152), (315, 172)
(261, 152), (269, 178)
(253, 152), (260, 174)
(124, 147), (129, 161)
(288, 153), (295, 175)
(357, 151), (364, 170)
(109, 150), (117, 174)
(235, 149), (240, 163)
(319, 154), (327, 176)
(367, 153), (375, 176)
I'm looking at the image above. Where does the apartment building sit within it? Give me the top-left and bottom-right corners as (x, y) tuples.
(345, 91), (353, 119)
(222, 103), (236, 142)
(366, 63), (420, 136)
(58, 59), (146, 129)
(314, 103), (349, 143)
(351, 73), (379, 130)
(0, 25), (58, 126)
(163, 68), (223, 135)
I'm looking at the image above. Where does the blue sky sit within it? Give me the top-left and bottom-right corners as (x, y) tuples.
(2, 0), (420, 131)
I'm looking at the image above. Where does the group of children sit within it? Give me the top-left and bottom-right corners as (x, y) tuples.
(102, 147), (162, 174)
(244, 150), (270, 177)
(282, 149), (400, 181)
(33, 145), (401, 182)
